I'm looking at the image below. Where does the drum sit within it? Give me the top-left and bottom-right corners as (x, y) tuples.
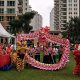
(0, 54), (10, 68)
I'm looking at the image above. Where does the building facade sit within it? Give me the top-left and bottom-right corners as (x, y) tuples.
(50, 8), (54, 31)
(0, 0), (30, 28)
(54, 0), (80, 31)
(67, 0), (80, 22)
(54, 0), (67, 31)
(0, 0), (18, 28)
(30, 12), (43, 31)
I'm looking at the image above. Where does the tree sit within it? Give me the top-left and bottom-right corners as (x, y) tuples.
(9, 11), (36, 35)
(20, 11), (36, 33)
(9, 20), (22, 35)
(64, 17), (80, 43)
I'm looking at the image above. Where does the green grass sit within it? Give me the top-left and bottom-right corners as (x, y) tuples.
(0, 53), (80, 80)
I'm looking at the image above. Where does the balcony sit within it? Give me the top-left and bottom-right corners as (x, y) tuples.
(17, 12), (22, 15)
(18, 4), (22, 7)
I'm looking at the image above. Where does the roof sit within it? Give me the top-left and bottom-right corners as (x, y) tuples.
(0, 23), (15, 38)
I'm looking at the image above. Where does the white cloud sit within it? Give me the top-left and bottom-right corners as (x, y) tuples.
(29, 0), (54, 26)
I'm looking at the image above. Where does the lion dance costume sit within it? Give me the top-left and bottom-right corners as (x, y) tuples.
(13, 41), (28, 71)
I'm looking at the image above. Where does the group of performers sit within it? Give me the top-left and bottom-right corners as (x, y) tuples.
(28, 43), (64, 64)
(0, 43), (12, 55)
(0, 39), (64, 72)
(0, 43), (13, 70)
(14, 39), (64, 71)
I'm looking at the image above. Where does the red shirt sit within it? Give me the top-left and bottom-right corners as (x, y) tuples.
(0, 45), (3, 55)
(6, 47), (12, 55)
(74, 43), (79, 50)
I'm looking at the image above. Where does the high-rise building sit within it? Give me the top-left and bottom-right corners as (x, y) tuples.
(0, 0), (30, 28)
(30, 12), (43, 31)
(54, 0), (67, 31)
(54, 0), (80, 31)
(67, 0), (80, 22)
(0, 0), (18, 28)
(50, 8), (54, 31)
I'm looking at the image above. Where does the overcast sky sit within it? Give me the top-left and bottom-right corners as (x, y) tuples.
(29, 0), (54, 27)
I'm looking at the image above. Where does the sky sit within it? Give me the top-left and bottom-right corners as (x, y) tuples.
(29, 0), (54, 27)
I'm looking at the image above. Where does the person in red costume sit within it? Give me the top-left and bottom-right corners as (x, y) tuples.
(74, 41), (79, 50)
(0, 44), (2, 55)
(73, 41), (80, 75)
(6, 44), (12, 55)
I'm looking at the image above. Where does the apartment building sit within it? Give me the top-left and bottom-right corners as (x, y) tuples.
(67, 0), (80, 22)
(54, 0), (67, 31)
(0, 0), (29, 28)
(54, 0), (80, 31)
(50, 8), (54, 31)
(0, 0), (18, 28)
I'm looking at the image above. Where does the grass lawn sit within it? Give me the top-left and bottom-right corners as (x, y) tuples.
(0, 53), (80, 80)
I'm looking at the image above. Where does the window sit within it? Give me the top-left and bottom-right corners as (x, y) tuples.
(74, 8), (77, 10)
(74, 4), (77, 6)
(69, 8), (72, 10)
(74, 0), (77, 2)
(0, 16), (4, 21)
(69, 0), (72, 2)
(62, 20), (66, 23)
(7, 8), (15, 13)
(7, 16), (15, 21)
(25, 3), (27, 6)
(69, 12), (72, 14)
(7, 1), (15, 6)
(69, 4), (72, 6)
(69, 16), (71, 19)
(74, 12), (77, 14)
(0, 8), (4, 13)
(25, 8), (27, 10)
(63, 16), (67, 19)
(0, 1), (4, 6)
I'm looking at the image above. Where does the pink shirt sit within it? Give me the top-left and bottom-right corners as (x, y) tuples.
(52, 48), (56, 55)
(35, 47), (40, 54)
(28, 48), (35, 53)
(48, 47), (52, 53)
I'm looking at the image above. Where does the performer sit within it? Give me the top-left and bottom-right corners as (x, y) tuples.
(58, 45), (63, 61)
(43, 46), (49, 64)
(28, 45), (35, 58)
(6, 44), (12, 56)
(52, 46), (56, 63)
(74, 41), (79, 50)
(73, 41), (80, 75)
(16, 41), (21, 50)
(47, 46), (53, 64)
(21, 40), (27, 47)
(0, 43), (3, 55)
(16, 47), (27, 72)
(2, 47), (7, 55)
(35, 44), (40, 61)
